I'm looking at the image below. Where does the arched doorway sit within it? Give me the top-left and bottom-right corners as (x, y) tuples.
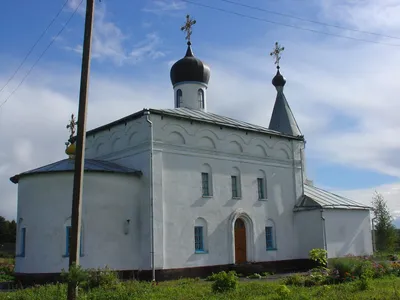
(234, 218), (247, 264)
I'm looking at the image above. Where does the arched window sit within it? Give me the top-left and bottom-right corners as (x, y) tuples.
(231, 167), (241, 199)
(176, 89), (182, 108)
(257, 170), (267, 200)
(201, 163), (213, 197)
(265, 219), (276, 250)
(64, 219), (84, 258)
(198, 89), (204, 109)
(194, 218), (208, 253)
(17, 225), (26, 257)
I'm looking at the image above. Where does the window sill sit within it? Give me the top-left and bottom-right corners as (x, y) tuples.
(231, 197), (241, 200)
(258, 198), (268, 201)
(195, 250), (209, 254)
(202, 195), (213, 198)
(266, 248), (277, 251)
(63, 254), (85, 258)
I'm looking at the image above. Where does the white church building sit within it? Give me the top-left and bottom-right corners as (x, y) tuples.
(10, 28), (373, 282)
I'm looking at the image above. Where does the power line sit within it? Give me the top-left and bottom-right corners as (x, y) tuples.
(0, 0), (84, 109)
(217, 0), (400, 41)
(181, 0), (400, 47)
(0, 0), (70, 95)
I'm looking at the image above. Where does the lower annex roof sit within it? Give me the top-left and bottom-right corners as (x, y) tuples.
(10, 159), (142, 184)
(294, 184), (372, 211)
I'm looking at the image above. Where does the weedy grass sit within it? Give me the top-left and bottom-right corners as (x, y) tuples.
(1, 277), (400, 300)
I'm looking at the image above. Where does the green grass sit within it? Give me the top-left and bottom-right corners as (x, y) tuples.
(1, 277), (400, 300)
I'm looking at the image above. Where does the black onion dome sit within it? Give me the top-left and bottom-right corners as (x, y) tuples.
(272, 68), (286, 87)
(170, 42), (210, 86)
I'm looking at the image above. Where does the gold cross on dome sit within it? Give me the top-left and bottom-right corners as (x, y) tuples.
(181, 14), (196, 42)
(66, 113), (77, 141)
(270, 42), (285, 68)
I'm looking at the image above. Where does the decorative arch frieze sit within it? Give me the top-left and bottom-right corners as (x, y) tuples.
(167, 131), (186, 145)
(198, 136), (216, 149)
(274, 141), (292, 160)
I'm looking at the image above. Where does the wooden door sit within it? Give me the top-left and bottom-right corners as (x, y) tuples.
(234, 218), (247, 264)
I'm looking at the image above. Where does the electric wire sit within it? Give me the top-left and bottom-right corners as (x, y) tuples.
(217, 0), (400, 41)
(0, 0), (84, 109)
(181, 0), (400, 47)
(0, 0), (70, 95)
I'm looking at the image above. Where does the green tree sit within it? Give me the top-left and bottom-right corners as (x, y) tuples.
(0, 216), (16, 243)
(371, 192), (397, 252)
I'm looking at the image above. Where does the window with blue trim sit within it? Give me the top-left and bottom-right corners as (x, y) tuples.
(194, 226), (204, 252)
(265, 226), (275, 250)
(20, 227), (26, 257)
(65, 226), (83, 257)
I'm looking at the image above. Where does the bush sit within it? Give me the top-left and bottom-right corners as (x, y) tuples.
(60, 263), (89, 288)
(211, 271), (238, 293)
(309, 248), (327, 267)
(247, 273), (262, 279)
(283, 274), (305, 286)
(276, 284), (291, 298)
(61, 264), (120, 291)
(388, 254), (399, 261)
(85, 266), (119, 290)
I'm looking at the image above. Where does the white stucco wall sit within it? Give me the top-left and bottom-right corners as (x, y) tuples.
(151, 114), (305, 269)
(173, 82), (207, 111)
(294, 210), (324, 259)
(15, 172), (143, 274)
(324, 209), (373, 258)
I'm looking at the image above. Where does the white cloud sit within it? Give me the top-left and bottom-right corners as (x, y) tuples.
(68, 4), (165, 65)
(318, 0), (400, 38)
(142, 0), (186, 16)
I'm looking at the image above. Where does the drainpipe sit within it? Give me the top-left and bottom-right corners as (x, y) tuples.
(144, 110), (155, 282)
(320, 209), (328, 266)
(371, 217), (377, 253)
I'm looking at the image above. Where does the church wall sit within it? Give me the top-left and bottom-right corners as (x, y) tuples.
(83, 117), (149, 160)
(152, 115), (303, 269)
(324, 209), (373, 258)
(81, 116), (154, 270)
(14, 172), (143, 274)
(293, 210), (324, 259)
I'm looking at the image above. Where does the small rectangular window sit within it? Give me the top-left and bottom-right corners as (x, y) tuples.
(257, 178), (265, 199)
(20, 227), (26, 257)
(265, 226), (274, 250)
(231, 175), (239, 198)
(65, 226), (83, 257)
(202, 172), (210, 196)
(194, 226), (204, 252)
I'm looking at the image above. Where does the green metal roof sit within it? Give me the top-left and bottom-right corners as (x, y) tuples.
(10, 159), (142, 184)
(294, 184), (372, 211)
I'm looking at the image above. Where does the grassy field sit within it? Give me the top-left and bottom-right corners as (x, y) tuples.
(0, 277), (400, 300)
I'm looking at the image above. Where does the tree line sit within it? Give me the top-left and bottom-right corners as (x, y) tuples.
(372, 192), (399, 252)
(0, 216), (16, 244)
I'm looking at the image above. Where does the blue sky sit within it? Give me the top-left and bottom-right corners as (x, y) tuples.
(1, 0), (400, 225)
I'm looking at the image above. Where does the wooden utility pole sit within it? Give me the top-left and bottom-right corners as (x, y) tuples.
(67, 0), (95, 299)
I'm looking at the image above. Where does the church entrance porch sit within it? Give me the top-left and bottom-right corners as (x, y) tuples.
(234, 218), (247, 264)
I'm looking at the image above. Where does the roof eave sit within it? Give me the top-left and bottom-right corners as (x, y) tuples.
(149, 109), (305, 141)
(10, 169), (143, 184)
